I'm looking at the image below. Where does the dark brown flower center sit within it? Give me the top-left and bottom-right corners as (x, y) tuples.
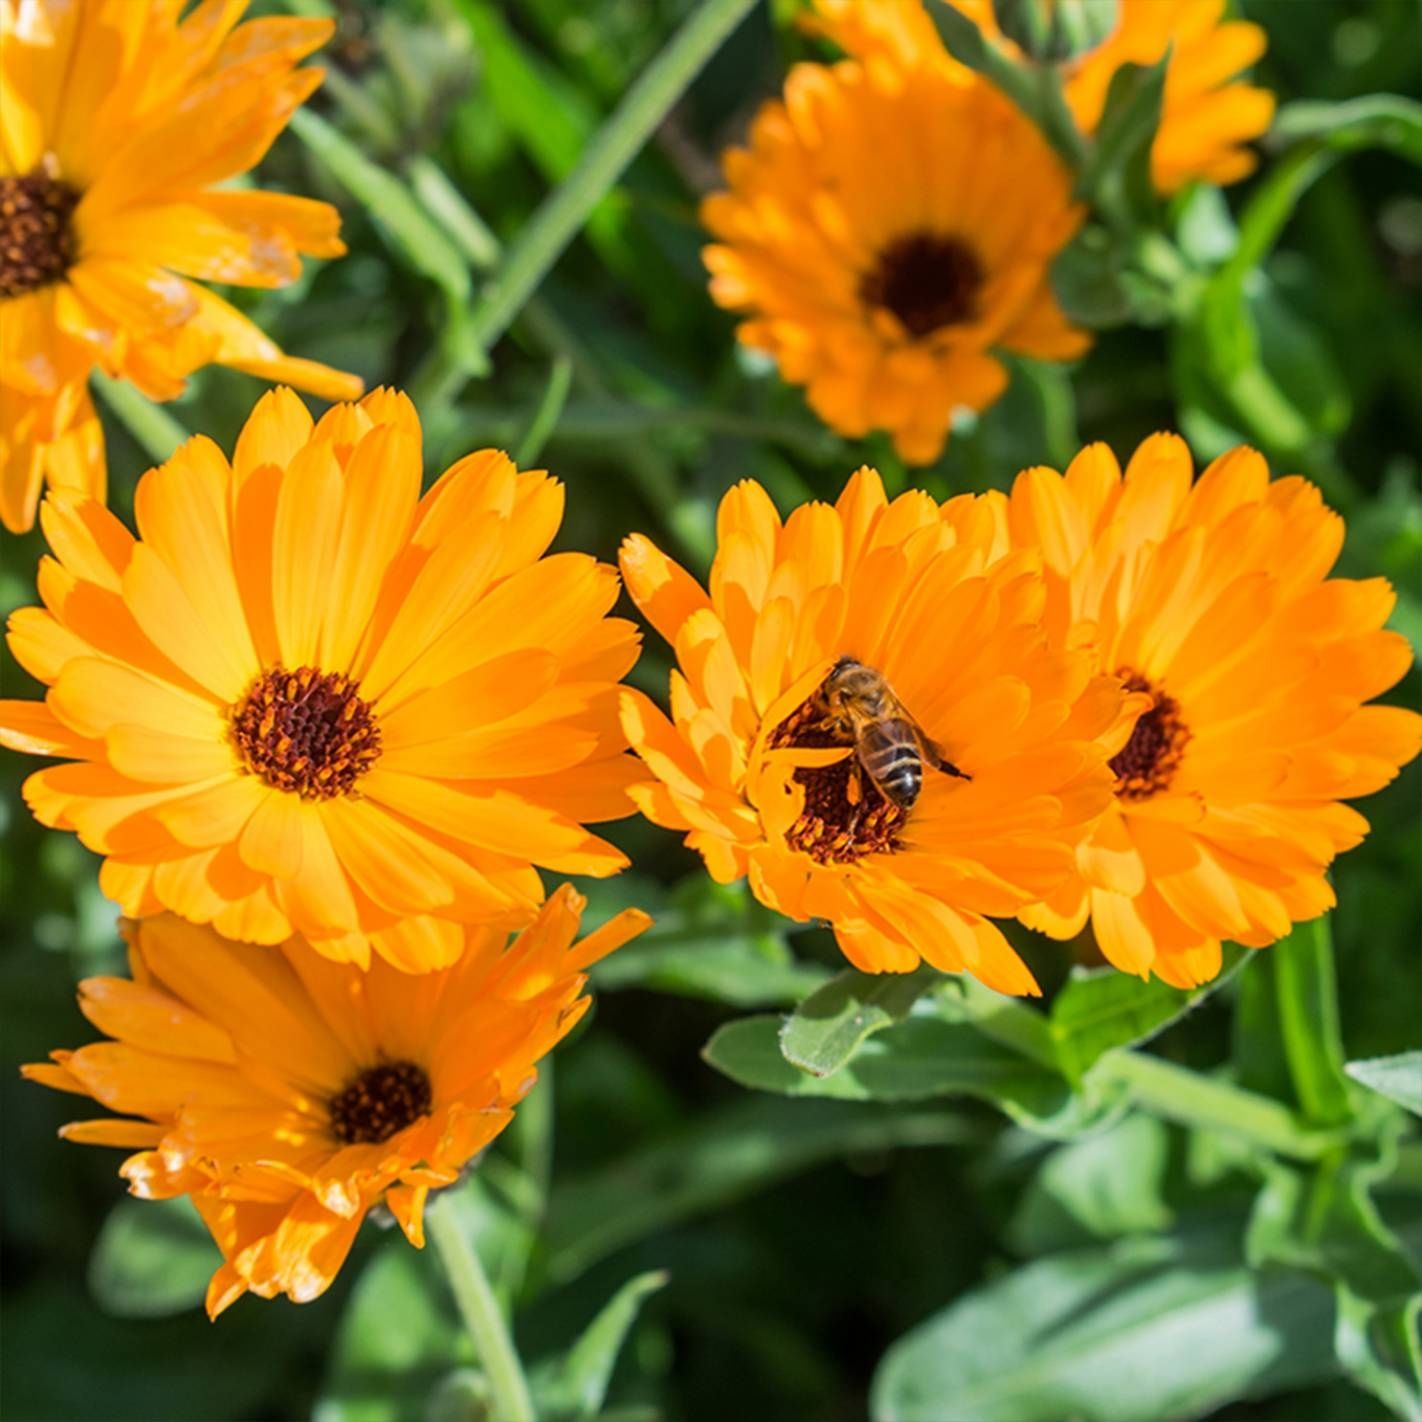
(0, 169), (79, 299)
(767, 695), (904, 866)
(231, 666), (381, 800)
(859, 231), (984, 339)
(328, 1060), (431, 1145)
(1109, 670), (1190, 801)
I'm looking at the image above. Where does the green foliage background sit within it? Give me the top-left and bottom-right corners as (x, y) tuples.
(1, 1), (1420, 1419)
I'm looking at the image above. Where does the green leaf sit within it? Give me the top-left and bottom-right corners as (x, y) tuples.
(1248, 1141), (1422, 1419)
(543, 1097), (978, 1284)
(87, 1198), (218, 1319)
(705, 1012), (1125, 1138)
(995, 0), (1118, 64)
(530, 1271), (668, 1420)
(1269, 917), (1354, 1128)
(1077, 55), (1169, 228)
(289, 107), (488, 383)
(586, 876), (826, 1008)
(1270, 95), (1422, 165)
(458, 0), (761, 354)
(1008, 1114), (1175, 1255)
(778, 966), (941, 1078)
(316, 1238), (468, 1422)
(1348, 1053), (1422, 1118)
(1050, 944), (1248, 1084)
(871, 1221), (1341, 1422)
(924, 0), (1088, 169)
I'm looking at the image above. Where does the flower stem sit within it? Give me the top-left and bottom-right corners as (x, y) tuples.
(427, 1197), (535, 1422)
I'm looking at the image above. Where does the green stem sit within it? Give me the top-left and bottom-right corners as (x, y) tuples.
(956, 978), (1060, 1071)
(1099, 1052), (1348, 1160)
(427, 1197), (535, 1422)
(463, 0), (758, 353)
(407, 155), (502, 272)
(1270, 917), (1354, 1128)
(515, 356), (573, 466)
(91, 373), (189, 466)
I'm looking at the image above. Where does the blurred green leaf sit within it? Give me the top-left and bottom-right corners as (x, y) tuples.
(706, 1012), (1126, 1137)
(872, 1219), (1342, 1422)
(588, 876), (825, 1008)
(530, 1270), (668, 1420)
(88, 1198), (217, 1319)
(317, 1238), (468, 1422)
(1269, 918), (1355, 1128)
(1248, 1137), (1422, 1419)
(1348, 1054), (1422, 1118)
(1078, 55), (1168, 229)
(458, 0), (761, 354)
(289, 107), (488, 386)
(995, 0), (1118, 64)
(1050, 945), (1247, 1084)
(92, 372), (189, 468)
(543, 1097), (979, 1283)
(778, 966), (941, 1078)
(1270, 95), (1422, 164)
(925, 0), (1088, 169)
(1008, 1114), (1176, 1255)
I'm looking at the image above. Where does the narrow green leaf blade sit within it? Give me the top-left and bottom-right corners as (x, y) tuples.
(1347, 1053), (1422, 1118)
(778, 966), (940, 1077)
(531, 1271), (668, 1420)
(1271, 917), (1353, 1127)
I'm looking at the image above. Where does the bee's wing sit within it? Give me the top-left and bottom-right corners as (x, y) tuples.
(906, 714), (971, 782)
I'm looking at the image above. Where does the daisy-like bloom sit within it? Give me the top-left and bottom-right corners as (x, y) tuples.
(0, 387), (644, 971)
(23, 889), (649, 1316)
(619, 469), (1144, 994)
(701, 55), (1087, 465)
(0, 0), (361, 532)
(1004, 435), (1422, 986)
(809, 0), (1275, 192)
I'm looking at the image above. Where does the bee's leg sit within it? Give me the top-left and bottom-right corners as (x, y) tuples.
(922, 733), (972, 781)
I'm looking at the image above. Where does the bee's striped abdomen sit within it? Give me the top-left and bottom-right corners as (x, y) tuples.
(858, 719), (924, 809)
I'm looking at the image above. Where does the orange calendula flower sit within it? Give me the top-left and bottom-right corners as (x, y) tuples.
(1004, 435), (1422, 986)
(23, 889), (650, 1317)
(0, 387), (644, 971)
(701, 55), (1087, 465)
(0, 0), (361, 532)
(809, 0), (1275, 192)
(619, 469), (1142, 994)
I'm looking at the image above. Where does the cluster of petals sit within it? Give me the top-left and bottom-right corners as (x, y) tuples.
(0, 388), (644, 971)
(701, 46), (1087, 465)
(24, 889), (650, 1316)
(619, 468), (1144, 995)
(1000, 435), (1422, 986)
(809, 0), (1276, 191)
(0, 0), (359, 531)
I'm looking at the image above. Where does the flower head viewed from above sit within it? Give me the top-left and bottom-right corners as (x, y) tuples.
(809, 0), (1275, 192)
(620, 469), (1145, 995)
(23, 889), (650, 1317)
(0, 387), (645, 971)
(1003, 434), (1422, 986)
(701, 53), (1087, 465)
(0, 0), (361, 532)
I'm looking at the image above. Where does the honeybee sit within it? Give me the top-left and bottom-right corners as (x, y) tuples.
(819, 657), (969, 811)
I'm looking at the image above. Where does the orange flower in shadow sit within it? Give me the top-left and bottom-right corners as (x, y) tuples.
(23, 889), (649, 1317)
